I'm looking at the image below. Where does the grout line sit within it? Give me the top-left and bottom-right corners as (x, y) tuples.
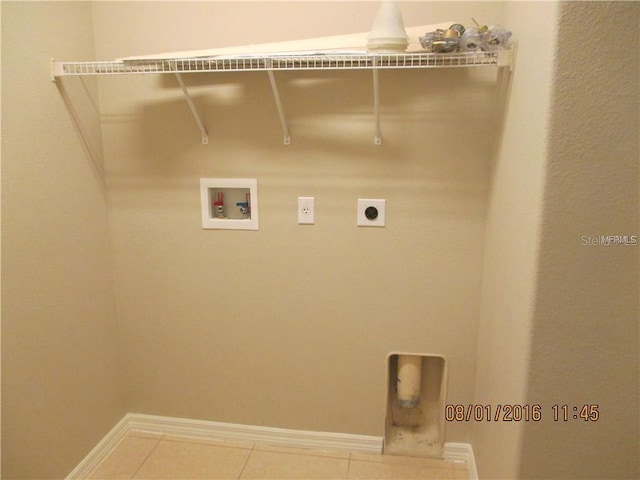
(236, 443), (256, 480)
(129, 433), (164, 479)
(85, 433), (130, 478)
(251, 441), (354, 461)
(160, 434), (254, 451)
(345, 452), (352, 480)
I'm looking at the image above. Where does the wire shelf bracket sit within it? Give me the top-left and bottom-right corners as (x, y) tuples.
(266, 60), (291, 145)
(175, 73), (209, 145)
(372, 58), (382, 146)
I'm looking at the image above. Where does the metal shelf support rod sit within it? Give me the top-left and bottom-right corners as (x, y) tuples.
(266, 63), (291, 145)
(372, 58), (382, 146)
(175, 73), (209, 145)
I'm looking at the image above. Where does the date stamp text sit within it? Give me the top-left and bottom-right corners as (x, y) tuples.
(444, 404), (599, 422)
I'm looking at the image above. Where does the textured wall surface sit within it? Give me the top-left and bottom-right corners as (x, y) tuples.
(519, 2), (639, 479)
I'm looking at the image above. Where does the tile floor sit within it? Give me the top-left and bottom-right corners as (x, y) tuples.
(86, 431), (469, 480)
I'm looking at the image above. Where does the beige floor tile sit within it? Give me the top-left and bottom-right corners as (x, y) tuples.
(254, 443), (351, 460)
(88, 434), (161, 480)
(127, 430), (164, 440)
(133, 439), (251, 479)
(347, 460), (453, 480)
(452, 467), (469, 480)
(163, 434), (255, 450)
(240, 449), (349, 479)
(87, 432), (467, 480)
(351, 452), (454, 470)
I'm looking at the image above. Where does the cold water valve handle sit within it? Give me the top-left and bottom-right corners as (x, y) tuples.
(236, 202), (249, 218)
(236, 193), (251, 219)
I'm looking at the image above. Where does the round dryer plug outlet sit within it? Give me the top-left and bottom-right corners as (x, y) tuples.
(365, 206), (379, 220)
(357, 199), (386, 227)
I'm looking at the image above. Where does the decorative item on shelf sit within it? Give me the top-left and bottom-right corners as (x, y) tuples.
(367, 1), (409, 53)
(460, 27), (483, 51)
(448, 23), (466, 36)
(420, 20), (511, 53)
(419, 28), (462, 53)
(483, 24), (512, 50)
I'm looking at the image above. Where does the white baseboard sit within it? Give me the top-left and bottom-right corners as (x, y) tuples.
(65, 415), (130, 479)
(67, 413), (476, 479)
(444, 442), (478, 480)
(126, 412), (383, 454)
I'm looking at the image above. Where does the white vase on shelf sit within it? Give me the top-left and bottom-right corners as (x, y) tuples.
(367, 1), (409, 53)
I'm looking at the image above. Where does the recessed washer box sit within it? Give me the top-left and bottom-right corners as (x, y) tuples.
(200, 178), (258, 230)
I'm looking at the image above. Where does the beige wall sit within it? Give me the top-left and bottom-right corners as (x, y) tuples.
(474, 1), (639, 479)
(1, 2), (125, 478)
(93, 1), (504, 441)
(472, 1), (558, 477)
(3, 2), (638, 479)
(519, 2), (639, 479)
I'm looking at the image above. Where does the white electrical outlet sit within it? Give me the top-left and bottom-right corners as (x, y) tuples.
(357, 199), (385, 227)
(298, 197), (315, 224)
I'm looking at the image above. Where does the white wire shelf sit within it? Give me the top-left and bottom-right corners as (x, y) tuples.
(51, 49), (512, 145)
(51, 50), (511, 77)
